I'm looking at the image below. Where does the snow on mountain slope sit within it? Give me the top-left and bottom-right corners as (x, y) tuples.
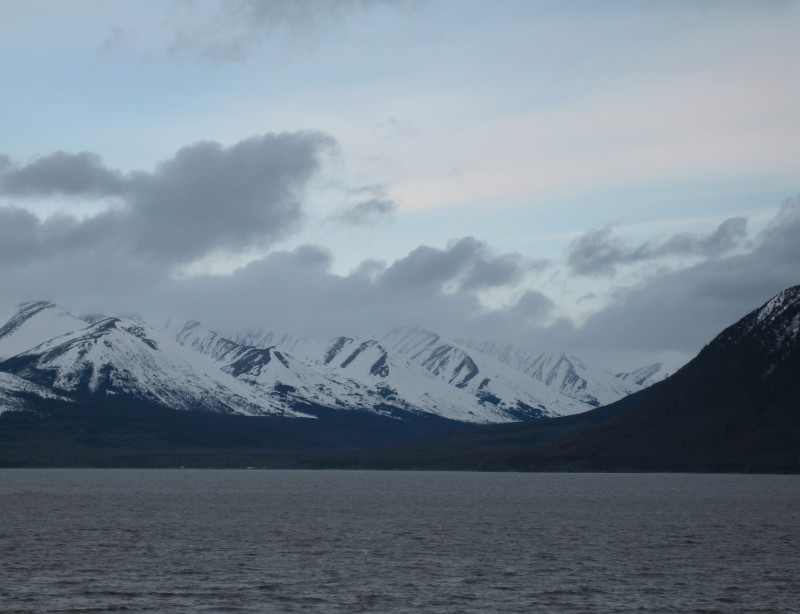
(0, 371), (72, 415)
(375, 327), (590, 417)
(174, 321), (368, 413)
(0, 318), (307, 417)
(315, 334), (545, 421)
(226, 329), (306, 355)
(615, 363), (665, 387)
(0, 301), (89, 360)
(173, 322), (564, 422)
(0, 302), (641, 423)
(458, 338), (641, 407)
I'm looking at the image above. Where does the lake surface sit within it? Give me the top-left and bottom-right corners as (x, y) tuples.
(0, 470), (798, 613)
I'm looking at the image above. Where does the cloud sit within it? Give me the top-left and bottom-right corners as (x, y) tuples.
(568, 197), (800, 353)
(168, 0), (415, 63)
(151, 242), (494, 339)
(337, 197), (396, 225)
(377, 237), (535, 294)
(509, 290), (555, 323)
(122, 133), (333, 261)
(0, 132), (334, 266)
(0, 207), (40, 264)
(136, 235), (552, 341)
(567, 216), (748, 276)
(0, 151), (125, 197)
(459, 253), (528, 291)
(1, 145), (796, 371)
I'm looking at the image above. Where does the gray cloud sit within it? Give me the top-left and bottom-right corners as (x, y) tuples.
(168, 0), (415, 63)
(0, 132), (333, 266)
(0, 207), (39, 264)
(460, 253), (527, 291)
(377, 237), (535, 294)
(0, 151), (125, 197)
(1, 154), (796, 371)
(510, 290), (555, 323)
(338, 198), (396, 225)
(149, 243), (490, 339)
(568, 216), (748, 276)
(568, 197), (800, 354)
(123, 133), (332, 261)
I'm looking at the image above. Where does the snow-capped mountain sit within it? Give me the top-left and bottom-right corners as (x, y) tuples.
(172, 321), (568, 422)
(456, 338), (641, 407)
(0, 317), (307, 417)
(315, 333), (571, 421)
(0, 301), (649, 424)
(375, 327), (595, 414)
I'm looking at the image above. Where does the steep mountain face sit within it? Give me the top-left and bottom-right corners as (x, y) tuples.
(0, 318), (306, 417)
(458, 338), (641, 406)
(0, 301), (88, 360)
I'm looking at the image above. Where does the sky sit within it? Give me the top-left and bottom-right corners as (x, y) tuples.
(0, 0), (798, 372)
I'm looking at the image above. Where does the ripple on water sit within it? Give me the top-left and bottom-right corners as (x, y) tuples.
(0, 470), (798, 613)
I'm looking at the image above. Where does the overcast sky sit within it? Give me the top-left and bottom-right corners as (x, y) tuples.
(1, 0), (798, 371)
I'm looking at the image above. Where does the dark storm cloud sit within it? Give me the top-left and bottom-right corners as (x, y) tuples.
(0, 132), (333, 265)
(337, 198), (396, 225)
(569, 197), (800, 353)
(0, 151), (125, 197)
(168, 0), (416, 63)
(568, 216), (748, 276)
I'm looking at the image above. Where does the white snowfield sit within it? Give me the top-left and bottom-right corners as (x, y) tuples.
(0, 300), (658, 423)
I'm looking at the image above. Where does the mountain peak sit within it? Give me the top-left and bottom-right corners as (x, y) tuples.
(708, 285), (800, 369)
(752, 285), (800, 334)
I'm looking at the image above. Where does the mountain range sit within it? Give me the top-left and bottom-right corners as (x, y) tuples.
(312, 285), (800, 472)
(0, 285), (797, 471)
(0, 301), (649, 423)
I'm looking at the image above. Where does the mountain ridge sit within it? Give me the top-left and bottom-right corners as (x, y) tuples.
(308, 285), (800, 472)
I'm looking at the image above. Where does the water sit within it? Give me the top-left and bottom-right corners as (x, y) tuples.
(0, 470), (798, 613)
